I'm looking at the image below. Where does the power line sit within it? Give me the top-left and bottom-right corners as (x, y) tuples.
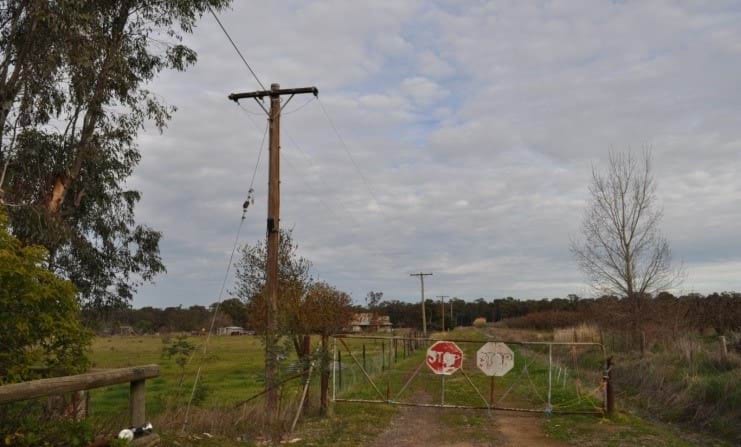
(316, 98), (385, 214)
(248, 121), (269, 192)
(283, 96), (316, 115)
(283, 131), (362, 227)
(281, 150), (351, 225)
(236, 102), (266, 116)
(236, 102), (361, 228)
(182, 119), (268, 431)
(234, 105), (414, 278)
(206, 4), (266, 91)
(209, 20), (386, 223)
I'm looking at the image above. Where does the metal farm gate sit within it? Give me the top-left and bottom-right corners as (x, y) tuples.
(331, 334), (610, 416)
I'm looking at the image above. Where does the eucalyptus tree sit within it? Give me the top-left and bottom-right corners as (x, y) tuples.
(0, 0), (230, 309)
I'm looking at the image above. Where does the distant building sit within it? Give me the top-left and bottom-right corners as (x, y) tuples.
(348, 313), (392, 333)
(216, 326), (251, 336)
(117, 325), (136, 336)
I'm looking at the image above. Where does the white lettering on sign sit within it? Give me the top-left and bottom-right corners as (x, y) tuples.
(426, 341), (464, 375)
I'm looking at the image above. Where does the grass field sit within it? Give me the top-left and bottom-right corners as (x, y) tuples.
(87, 329), (733, 446)
(89, 335), (269, 413)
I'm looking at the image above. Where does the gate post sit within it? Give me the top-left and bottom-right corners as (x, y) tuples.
(604, 357), (614, 415)
(332, 336), (336, 403)
(382, 342), (385, 371)
(546, 343), (552, 413)
(338, 349), (343, 390)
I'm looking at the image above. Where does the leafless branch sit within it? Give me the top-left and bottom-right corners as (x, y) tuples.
(571, 149), (682, 313)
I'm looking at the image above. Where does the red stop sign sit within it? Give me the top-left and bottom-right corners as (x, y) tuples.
(426, 341), (463, 375)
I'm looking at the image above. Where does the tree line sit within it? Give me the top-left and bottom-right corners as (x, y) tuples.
(95, 291), (740, 337)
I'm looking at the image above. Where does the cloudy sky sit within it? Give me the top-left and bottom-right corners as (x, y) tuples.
(131, 0), (741, 308)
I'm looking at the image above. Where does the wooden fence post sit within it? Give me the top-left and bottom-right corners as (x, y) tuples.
(604, 357), (614, 416)
(130, 379), (146, 427)
(338, 349), (343, 390)
(382, 342), (385, 371)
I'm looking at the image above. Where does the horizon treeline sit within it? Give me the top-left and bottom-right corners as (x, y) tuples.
(89, 291), (741, 336)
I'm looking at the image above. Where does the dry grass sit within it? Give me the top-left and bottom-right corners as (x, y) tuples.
(480, 325), (550, 341)
(553, 323), (601, 343)
(496, 310), (583, 330)
(611, 332), (741, 444)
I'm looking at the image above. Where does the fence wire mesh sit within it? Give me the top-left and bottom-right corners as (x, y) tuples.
(332, 334), (606, 415)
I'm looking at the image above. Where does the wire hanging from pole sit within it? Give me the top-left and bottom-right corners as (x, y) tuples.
(181, 120), (268, 432)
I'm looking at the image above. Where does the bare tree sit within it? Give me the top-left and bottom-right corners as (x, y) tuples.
(571, 151), (682, 350)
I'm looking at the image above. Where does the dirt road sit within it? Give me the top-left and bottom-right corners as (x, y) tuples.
(369, 393), (566, 447)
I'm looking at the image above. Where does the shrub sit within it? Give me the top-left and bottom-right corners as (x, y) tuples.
(612, 334), (741, 443)
(0, 402), (95, 447)
(0, 210), (90, 383)
(162, 335), (196, 387)
(499, 310), (585, 330)
(473, 317), (487, 328)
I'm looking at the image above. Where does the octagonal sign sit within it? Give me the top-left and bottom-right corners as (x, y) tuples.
(426, 341), (463, 375)
(476, 342), (514, 376)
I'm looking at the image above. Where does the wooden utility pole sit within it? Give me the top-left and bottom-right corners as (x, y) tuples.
(450, 299), (454, 329)
(437, 295), (449, 332)
(228, 83), (318, 419)
(410, 273), (432, 336)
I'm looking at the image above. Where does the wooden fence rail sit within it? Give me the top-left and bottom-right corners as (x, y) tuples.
(0, 364), (159, 427)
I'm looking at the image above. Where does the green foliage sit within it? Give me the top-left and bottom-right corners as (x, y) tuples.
(0, 404), (95, 447)
(218, 298), (249, 328)
(0, 210), (90, 383)
(0, 0), (232, 309)
(161, 334), (196, 385)
(365, 291), (383, 309)
(190, 380), (211, 406)
(235, 229), (313, 335)
(613, 335), (741, 443)
(304, 282), (353, 338)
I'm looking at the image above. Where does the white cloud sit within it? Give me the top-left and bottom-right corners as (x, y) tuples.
(417, 50), (455, 78)
(400, 76), (449, 106)
(130, 0), (741, 308)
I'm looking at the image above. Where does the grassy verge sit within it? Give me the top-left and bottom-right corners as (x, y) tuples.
(86, 330), (736, 446)
(607, 332), (741, 445)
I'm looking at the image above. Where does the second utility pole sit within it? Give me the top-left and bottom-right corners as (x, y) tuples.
(410, 272), (432, 336)
(229, 83), (318, 420)
(437, 295), (449, 332)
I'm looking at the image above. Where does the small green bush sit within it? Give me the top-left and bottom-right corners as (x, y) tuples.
(0, 402), (94, 447)
(0, 210), (91, 383)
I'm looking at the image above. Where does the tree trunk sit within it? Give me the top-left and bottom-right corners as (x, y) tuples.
(301, 335), (311, 412)
(45, 1), (132, 215)
(320, 334), (329, 416)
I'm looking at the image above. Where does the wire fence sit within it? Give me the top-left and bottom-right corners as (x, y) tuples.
(332, 334), (607, 416)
